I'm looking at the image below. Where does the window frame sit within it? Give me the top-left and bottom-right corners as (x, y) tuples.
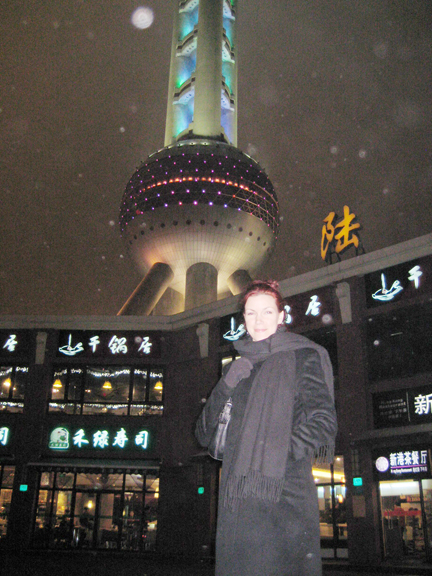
(48, 365), (164, 416)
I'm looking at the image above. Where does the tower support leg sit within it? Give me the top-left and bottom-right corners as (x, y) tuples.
(117, 262), (174, 316)
(185, 263), (218, 310)
(227, 270), (252, 295)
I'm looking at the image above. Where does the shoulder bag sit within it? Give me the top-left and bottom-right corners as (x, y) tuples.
(208, 397), (232, 461)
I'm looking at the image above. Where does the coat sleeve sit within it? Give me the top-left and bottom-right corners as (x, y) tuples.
(195, 373), (233, 448)
(290, 348), (338, 461)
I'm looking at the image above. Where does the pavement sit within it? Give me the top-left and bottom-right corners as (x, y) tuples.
(2, 552), (432, 576)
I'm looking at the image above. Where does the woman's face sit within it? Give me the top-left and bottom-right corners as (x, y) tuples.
(244, 293), (284, 342)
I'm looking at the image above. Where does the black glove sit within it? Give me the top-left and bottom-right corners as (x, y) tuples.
(223, 357), (253, 388)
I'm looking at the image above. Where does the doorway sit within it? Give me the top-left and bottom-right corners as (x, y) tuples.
(379, 479), (432, 562)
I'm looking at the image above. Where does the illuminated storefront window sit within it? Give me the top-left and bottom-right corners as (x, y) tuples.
(49, 366), (164, 416)
(375, 446), (432, 561)
(0, 465), (15, 540)
(32, 468), (159, 551)
(0, 365), (28, 413)
(314, 457), (347, 558)
(379, 479), (432, 562)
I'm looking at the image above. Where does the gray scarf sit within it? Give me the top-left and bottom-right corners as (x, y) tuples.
(224, 328), (335, 507)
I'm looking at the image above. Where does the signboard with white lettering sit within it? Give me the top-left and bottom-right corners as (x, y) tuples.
(0, 331), (31, 359)
(373, 390), (410, 428)
(373, 385), (432, 429)
(56, 331), (161, 359)
(220, 288), (335, 343)
(374, 447), (431, 480)
(0, 425), (11, 447)
(365, 255), (432, 308)
(46, 424), (154, 456)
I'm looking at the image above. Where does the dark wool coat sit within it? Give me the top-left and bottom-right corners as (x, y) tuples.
(195, 339), (337, 576)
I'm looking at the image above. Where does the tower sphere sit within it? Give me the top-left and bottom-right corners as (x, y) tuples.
(120, 139), (279, 296)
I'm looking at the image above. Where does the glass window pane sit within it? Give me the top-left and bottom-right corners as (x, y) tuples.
(13, 366), (28, 399)
(97, 493), (120, 549)
(101, 473), (123, 490)
(56, 473), (74, 489)
(75, 473), (97, 490)
(148, 370), (163, 403)
(144, 492), (158, 551)
(380, 480), (422, 559)
(81, 403), (128, 415)
(125, 474), (144, 491)
(53, 490), (73, 519)
(64, 403), (81, 415)
(68, 368), (84, 401)
(367, 304), (432, 381)
(40, 471), (54, 489)
(421, 479), (432, 554)
(133, 369), (148, 401)
(130, 404), (163, 416)
(0, 367), (13, 400)
(34, 489), (52, 548)
(84, 367), (130, 404)
(52, 368), (67, 401)
(317, 485), (333, 542)
(51, 490), (73, 548)
(0, 488), (12, 539)
(73, 493), (95, 549)
(145, 473), (159, 493)
(1, 466), (15, 488)
(122, 492), (143, 551)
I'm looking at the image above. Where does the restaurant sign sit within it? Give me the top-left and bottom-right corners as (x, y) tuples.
(47, 425), (153, 455)
(373, 385), (432, 429)
(365, 255), (432, 308)
(374, 447), (431, 480)
(56, 331), (161, 359)
(0, 426), (11, 447)
(0, 330), (31, 359)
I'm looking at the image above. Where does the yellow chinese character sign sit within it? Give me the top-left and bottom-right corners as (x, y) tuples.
(321, 205), (364, 263)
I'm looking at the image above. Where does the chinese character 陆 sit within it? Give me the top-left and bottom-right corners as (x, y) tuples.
(321, 212), (336, 263)
(334, 205), (361, 254)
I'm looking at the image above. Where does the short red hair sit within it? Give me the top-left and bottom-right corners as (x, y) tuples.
(239, 280), (286, 319)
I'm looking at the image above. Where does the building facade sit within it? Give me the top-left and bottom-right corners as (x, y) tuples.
(1, 233), (432, 567)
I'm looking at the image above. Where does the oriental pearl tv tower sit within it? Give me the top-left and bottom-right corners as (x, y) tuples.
(119, 0), (279, 315)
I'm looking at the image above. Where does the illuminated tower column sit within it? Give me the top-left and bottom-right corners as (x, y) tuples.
(164, 0), (237, 146)
(193, 0), (224, 138)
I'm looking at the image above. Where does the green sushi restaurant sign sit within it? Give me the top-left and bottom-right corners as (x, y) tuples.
(48, 425), (152, 454)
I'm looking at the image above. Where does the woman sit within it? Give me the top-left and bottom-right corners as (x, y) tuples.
(195, 280), (337, 576)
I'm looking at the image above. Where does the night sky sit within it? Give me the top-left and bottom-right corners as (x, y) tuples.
(2, 0), (431, 316)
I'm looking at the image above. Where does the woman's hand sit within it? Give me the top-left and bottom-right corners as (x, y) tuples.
(223, 357), (253, 388)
